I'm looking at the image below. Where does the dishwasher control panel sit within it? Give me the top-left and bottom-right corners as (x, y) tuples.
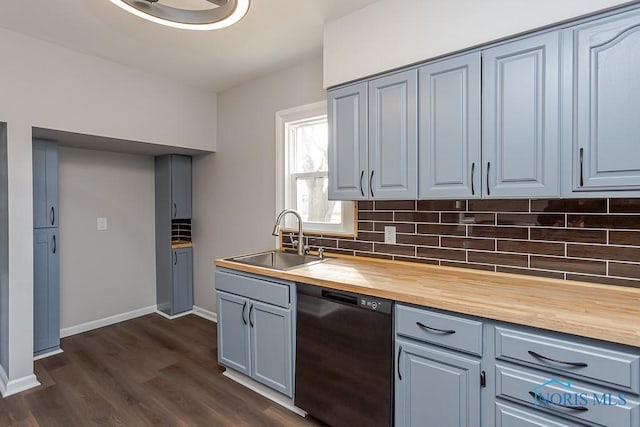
(359, 296), (392, 314)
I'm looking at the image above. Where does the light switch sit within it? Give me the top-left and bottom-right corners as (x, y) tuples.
(97, 217), (108, 231)
(384, 226), (396, 244)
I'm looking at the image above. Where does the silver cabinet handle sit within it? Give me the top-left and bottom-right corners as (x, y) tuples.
(359, 170), (365, 197)
(173, 252), (177, 265)
(50, 206), (55, 225)
(173, 203), (177, 218)
(51, 235), (56, 254)
(249, 304), (254, 328)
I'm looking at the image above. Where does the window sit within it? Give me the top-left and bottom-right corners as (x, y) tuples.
(276, 102), (355, 235)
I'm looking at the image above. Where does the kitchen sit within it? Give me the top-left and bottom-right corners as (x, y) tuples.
(1, 1), (640, 426)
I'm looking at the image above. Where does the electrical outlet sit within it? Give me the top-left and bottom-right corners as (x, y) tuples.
(97, 217), (108, 231)
(384, 226), (396, 244)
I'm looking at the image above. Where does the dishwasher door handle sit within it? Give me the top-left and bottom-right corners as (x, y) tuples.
(321, 290), (358, 306)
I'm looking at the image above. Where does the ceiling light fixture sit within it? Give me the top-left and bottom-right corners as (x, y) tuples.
(108, 0), (250, 31)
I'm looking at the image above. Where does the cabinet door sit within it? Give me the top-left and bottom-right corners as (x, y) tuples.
(171, 248), (193, 314)
(249, 300), (292, 397)
(171, 155), (192, 219)
(216, 291), (251, 376)
(33, 228), (60, 355)
(395, 340), (481, 427)
(328, 82), (369, 200)
(419, 53), (481, 199)
(483, 32), (560, 198)
(368, 69), (418, 199)
(32, 139), (58, 228)
(563, 9), (640, 194)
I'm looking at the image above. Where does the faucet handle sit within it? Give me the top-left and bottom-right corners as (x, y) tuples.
(318, 247), (325, 259)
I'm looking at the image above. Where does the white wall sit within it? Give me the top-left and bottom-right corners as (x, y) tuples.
(0, 26), (215, 389)
(58, 147), (156, 330)
(192, 56), (326, 313)
(0, 123), (8, 377)
(323, 0), (634, 87)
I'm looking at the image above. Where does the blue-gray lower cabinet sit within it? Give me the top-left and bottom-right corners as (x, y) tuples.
(495, 401), (584, 427)
(171, 248), (193, 315)
(250, 300), (292, 396)
(395, 339), (481, 427)
(215, 268), (295, 398)
(33, 228), (60, 356)
(217, 291), (251, 376)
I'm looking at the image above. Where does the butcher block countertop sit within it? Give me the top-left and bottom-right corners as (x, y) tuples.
(215, 253), (640, 348)
(172, 241), (193, 249)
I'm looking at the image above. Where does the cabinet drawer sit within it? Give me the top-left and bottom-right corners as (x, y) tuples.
(496, 401), (584, 427)
(396, 304), (482, 356)
(215, 269), (291, 308)
(496, 327), (640, 394)
(495, 364), (639, 427)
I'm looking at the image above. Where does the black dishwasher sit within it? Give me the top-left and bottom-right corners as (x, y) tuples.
(295, 283), (393, 427)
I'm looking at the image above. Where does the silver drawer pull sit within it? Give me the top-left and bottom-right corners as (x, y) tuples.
(528, 350), (588, 368)
(416, 321), (456, 335)
(529, 391), (589, 412)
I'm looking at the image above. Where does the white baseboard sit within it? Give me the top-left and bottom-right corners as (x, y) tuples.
(192, 305), (217, 323)
(60, 305), (157, 338)
(33, 348), (64, 361)
(0, 364), (7, 396)
(1, 371), (40, 397)
(222, 369), (307, 418)
(155, 309), (194, 320)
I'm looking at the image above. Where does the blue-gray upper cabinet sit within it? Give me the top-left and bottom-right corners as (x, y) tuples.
(32, 139), (58, 228)
(170, 155), (192, 219)
(328, 82), (369, 200)
(418, 53), (481, 199)
(395, 339), (481, 427)
(172, 248), (193, 315)
(562, 8), (640, 196)
(33, 228), (59, 356)
(249, 300), (292, 396)
(217, 290), (251, 376)
(482, 32), (561, 198)
(368, 69), (418, 200)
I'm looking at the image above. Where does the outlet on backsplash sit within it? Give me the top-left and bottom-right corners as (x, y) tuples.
(384, 226), (396, 244)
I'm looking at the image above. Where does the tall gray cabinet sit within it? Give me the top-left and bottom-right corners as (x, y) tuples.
(32, 139), (60, 356)
(155, 155), (193, 317)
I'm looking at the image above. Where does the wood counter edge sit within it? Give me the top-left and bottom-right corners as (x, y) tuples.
(213, 253), (640, 348)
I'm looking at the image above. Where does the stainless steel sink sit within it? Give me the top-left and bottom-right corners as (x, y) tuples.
(228, 250), (331, 271)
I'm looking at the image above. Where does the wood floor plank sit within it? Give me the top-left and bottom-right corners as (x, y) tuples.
(1, 314), (322, 426)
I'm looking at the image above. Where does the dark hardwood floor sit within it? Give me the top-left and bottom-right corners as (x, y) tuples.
(0, 314), (321, 426)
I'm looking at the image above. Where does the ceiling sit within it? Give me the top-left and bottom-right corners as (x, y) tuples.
(0, 0), (378, 92)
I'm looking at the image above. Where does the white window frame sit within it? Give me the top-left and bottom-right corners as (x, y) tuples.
(276, 101), (355, 236)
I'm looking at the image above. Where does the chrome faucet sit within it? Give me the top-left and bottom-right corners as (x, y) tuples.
(272, 209), (306, 255)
